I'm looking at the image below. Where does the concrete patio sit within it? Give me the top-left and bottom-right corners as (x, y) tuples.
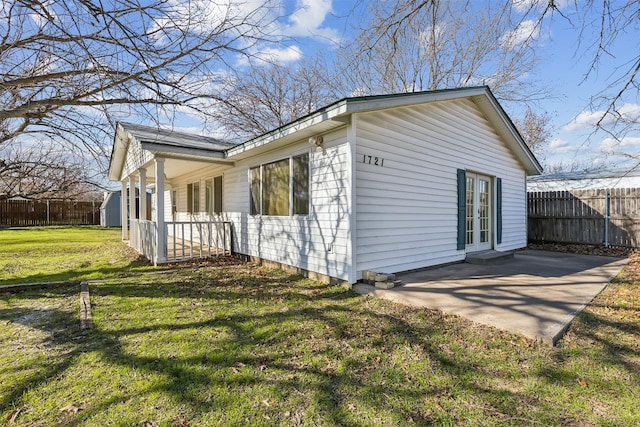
(354, 250), (628, 345)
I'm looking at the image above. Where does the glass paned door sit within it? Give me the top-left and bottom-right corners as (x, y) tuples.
(478, 177), (491, 247)
(465, 176), (475, 245)
(466, 173), (492, 252)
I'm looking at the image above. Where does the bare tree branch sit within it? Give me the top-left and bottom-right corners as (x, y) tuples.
(0, 0), (282, 169)
(336, 0), (548, 105)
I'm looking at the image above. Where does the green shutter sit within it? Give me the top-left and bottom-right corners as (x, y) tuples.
(457, 169), (466, 250)
(496, 177), (502, 245)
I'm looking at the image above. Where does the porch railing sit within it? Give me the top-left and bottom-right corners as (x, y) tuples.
(138, 220), (157, 264)
(130, 218), (140, 252)
(165, 221), (232, 262)
(130, 219), (157, 264)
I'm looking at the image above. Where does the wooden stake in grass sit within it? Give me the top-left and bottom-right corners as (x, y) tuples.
(80, 281), (93, 330)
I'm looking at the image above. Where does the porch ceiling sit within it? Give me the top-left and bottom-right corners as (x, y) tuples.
(142, 156), (234, 182)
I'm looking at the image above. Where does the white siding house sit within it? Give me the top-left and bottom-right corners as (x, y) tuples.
(108, 86), (542, 284)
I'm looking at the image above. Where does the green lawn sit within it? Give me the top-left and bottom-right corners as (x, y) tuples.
(0, 229), (638, 425)
(0, 226), (150, 285)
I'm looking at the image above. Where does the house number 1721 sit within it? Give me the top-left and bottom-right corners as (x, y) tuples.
(362, 154), (385, 167)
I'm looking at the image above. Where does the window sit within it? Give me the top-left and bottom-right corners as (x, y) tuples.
(263, 158), (290, 216)
(250, 153), (309, 216)
(206, 176), (223, 214)
(187, 182), (200, 213)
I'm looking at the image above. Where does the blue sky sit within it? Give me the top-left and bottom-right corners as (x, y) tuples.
(147, 0), (640, 172)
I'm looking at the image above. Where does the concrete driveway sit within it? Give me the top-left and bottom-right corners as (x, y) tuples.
(354, 250), (627, 345)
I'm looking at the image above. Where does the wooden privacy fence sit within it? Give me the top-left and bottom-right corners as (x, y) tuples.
(528, 188), (640, 248)
(0, 199), (100, 227)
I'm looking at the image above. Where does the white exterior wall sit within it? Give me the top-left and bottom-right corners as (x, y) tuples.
(354, 98), (527, 276)
(170, 161), (223, 223)
(121, 138), (153, 180)
(168, 128), (352, 281)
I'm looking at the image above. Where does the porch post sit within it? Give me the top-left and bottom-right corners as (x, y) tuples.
(128, 175), (136, 221)
(155, 157), (166, 263)
(139, 168), (147, 220)
(121, 180), (128, 240)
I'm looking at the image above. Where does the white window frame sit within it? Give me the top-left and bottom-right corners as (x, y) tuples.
(205, 176), (223, 215)
(249, 153), (309, 217)
(187, 181), (200, 214)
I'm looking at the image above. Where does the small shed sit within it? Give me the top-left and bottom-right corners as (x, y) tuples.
(100, 191), (122, 227)
(100, 189), (151, 227)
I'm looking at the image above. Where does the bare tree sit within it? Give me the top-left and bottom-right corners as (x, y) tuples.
(336, 0), (546, 104)
(514, 107), (553, 159)
(509, 1), (639, 142)
(205, 0), (549, 140)
(209, 54), (341, 140)
(0, 0), (281, 163)
(0, 142), (100, 199)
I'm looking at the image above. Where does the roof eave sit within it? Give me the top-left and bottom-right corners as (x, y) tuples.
(108, 123), (129, 181)
(224, 86), (544, 177)
(473, 89), (543, 176)
(140, 141), (229, 161)
(225, 100), (349, 158)
(343, 85), (489, 115)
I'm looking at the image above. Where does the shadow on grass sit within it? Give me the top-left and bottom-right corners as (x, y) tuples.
(1, 265), (638, 425)
(0, 289), (86, 417)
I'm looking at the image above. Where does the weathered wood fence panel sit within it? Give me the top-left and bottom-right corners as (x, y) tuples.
(528, 188), (640, 248)
(0, 199), (100, 226)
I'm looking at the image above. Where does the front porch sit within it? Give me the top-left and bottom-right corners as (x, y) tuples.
(129, 219), (232, 264)
(110, 122), (238, 265)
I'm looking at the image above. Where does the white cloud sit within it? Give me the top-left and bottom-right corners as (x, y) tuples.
(562, 110), (607, 132)
(235, 44), (303, 66)
(254, 45), (303, 63)
(500, 20), (540, 49)
(618, 103), (640, 120)
(282, 0), (340, 43)
(418, 24), (447, 49)
(511, 0), (571, 13)
(549, 138), (580, 154)
(152, 0), (275, 44)
(563, 103), (640, 132)
(600, 136), (640, 153)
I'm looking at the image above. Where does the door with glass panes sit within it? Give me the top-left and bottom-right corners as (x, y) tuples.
(465, 173), (492, 252)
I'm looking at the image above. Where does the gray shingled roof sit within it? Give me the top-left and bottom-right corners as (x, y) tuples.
(119, 122), (238, 152)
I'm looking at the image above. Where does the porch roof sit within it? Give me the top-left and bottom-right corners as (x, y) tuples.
(109, 122), (238, 181)
(119, 122), (237, 152)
